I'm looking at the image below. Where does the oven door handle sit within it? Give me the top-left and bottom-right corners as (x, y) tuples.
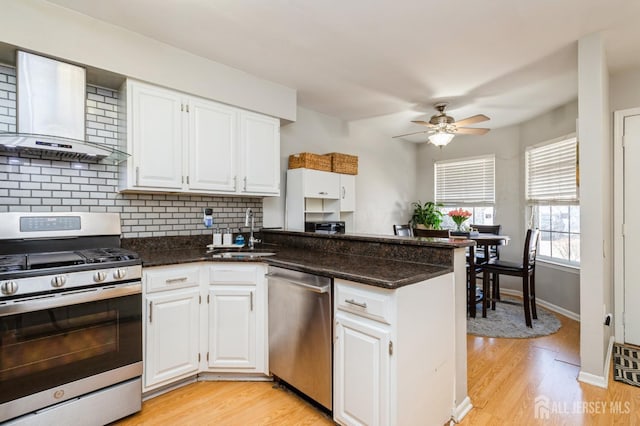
(0, 282), (142, 317)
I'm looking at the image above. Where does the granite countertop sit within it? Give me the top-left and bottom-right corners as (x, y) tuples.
(136, 244), (452, 289)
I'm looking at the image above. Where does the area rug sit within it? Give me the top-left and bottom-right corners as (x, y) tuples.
(613, 343), (640, 387)
(467, 297), (561, 338)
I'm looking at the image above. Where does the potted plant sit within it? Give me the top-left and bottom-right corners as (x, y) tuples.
(410, 201), (444, 229)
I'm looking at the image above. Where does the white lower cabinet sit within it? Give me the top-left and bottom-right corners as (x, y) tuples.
(144, 280), (200, 389)
(334, 312), (390, 426)
(207, 286), (257, 369)
(206, 263), (267, 374)
(333, 274), (455, 426)
(143, 262), (267, 392)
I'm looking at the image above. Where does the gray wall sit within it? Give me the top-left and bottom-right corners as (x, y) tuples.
(416, 100), (580, 317)
(0, 64), (262, 239)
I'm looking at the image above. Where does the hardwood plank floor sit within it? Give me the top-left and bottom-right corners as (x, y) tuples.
(116, 310), (640, 425)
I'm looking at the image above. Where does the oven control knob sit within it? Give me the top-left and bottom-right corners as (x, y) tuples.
(93, 271), (107, 283)
(113, 269), (127, 280)
(51, 275), (67, 288)
(1, 281), (18, 295)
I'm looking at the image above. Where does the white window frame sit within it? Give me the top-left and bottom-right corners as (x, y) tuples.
(526, 134), (579, 267)
(434, 155), (496, 227)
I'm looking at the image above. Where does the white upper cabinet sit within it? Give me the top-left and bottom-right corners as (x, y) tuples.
(239, 111), (281, 195)
(339, 174), (356, 212)
(127, 82), (183, 190)
(188, 98), (237, 193)
(120, 80), (280, 196)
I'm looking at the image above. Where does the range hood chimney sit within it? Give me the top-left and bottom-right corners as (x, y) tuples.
(0, 51), (128, 163)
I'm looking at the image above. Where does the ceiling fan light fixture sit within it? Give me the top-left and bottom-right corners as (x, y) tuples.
(428, 131), (455, 146)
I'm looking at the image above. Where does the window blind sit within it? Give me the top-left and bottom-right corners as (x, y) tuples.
(526, 137), (577, 203)
(434, 155), (495, 204)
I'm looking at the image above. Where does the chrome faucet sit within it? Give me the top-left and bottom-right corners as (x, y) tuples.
(245, 208), (261, 249)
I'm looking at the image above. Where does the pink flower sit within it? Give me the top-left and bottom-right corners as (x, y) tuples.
(448, 209), (472, 227)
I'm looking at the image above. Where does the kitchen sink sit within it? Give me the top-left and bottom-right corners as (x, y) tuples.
(210, 251), (276, 259)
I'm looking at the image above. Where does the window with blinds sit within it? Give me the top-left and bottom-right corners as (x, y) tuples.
(526, 135), (580, 266)
(526, 136), (578, 203)
(434, 155), (495, 204)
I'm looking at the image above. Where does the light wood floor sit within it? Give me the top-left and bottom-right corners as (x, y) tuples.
(116, 311), (640, 425)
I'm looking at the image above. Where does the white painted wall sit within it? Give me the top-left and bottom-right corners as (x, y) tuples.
(610, 69), (640, 110)
(0, 0), (296, 120)
(263, 106), (417, 234)
(578, 33), (612, 387)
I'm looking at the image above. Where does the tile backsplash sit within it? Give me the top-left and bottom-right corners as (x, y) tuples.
(0, 63), (262, 238)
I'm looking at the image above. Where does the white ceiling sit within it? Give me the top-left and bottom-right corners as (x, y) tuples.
(45, 0), (640, 140)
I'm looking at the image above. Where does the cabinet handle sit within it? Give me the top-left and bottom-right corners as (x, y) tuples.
(149, 301), (153, 323)
(233, 176), (238, 190)
(166, 277), (188, 283)
(342, 186), (346, 199)
(389, 341), (393, 356)
(244, 176), (247, 191)
(135, 167), (140, 186)
(250, 292), (254, 311)
(186, 176), (190, 185)
(186, 104), (189, 113)
(318, 191), (328, 195)
(345, 298), (367, 309)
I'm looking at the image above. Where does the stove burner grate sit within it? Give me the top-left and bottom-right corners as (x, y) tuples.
(0, 254), (27, 273)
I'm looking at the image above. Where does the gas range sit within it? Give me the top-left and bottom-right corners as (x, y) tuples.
(0, 214), (142, 300)
(0, 247), (141, 299)
(0, 212), (143, 425)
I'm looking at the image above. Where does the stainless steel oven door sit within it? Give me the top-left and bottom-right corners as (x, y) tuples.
(0, 283), (142, 423)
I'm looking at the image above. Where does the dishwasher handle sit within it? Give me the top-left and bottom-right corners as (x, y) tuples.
(265, 273), (330, 294)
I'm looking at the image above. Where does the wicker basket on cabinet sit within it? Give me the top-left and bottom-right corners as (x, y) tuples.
(288, 152), (332, 172)
(326, 152), (358, 175)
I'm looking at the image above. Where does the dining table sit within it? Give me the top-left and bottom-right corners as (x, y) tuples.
(465, 233), (511, 318)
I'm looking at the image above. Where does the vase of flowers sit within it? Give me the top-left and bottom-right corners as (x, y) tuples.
(448, 208), (472, 231)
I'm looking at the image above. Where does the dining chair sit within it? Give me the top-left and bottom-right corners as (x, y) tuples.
(393, 224), (414, 237)
(471, 223), (502, 300)
(479, 228), (540, 328)
(412, 228), (449, 238)
(470, 224), (502, 262)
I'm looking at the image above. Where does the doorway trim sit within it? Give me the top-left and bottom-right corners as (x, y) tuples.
(613, 107), (640, 343)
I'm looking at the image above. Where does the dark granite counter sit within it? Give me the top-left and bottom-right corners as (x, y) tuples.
(123, 230), (473, 289)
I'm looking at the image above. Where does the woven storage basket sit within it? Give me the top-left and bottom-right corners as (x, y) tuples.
(288, 152), (332, 171)
(327, 152), (358, 175)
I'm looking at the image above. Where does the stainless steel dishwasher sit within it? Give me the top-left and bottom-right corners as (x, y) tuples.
(267, 266), (332, 411)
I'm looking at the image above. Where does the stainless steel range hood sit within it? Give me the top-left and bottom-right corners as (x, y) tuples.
(0, 51), (128, 164)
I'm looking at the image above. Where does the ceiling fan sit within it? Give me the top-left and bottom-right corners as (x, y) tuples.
(393, 103), (490, 146)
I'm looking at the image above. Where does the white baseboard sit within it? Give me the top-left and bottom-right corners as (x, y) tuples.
(577, 336), (613, 389)
(499, 288), (580, 322)
(578, 371), (607, 388)
(452, 396), (473, 423)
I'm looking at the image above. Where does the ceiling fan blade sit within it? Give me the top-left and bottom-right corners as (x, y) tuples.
(452, 114), (490, 127)
(455, 127), (490, 135)
(411, 120), (436, 128)
(392, 130), (431, 138)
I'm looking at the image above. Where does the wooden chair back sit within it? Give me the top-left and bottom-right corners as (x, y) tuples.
(523, 228), (541, 270)
(413, 228), (449, 238)
(471, 224), (502, 234)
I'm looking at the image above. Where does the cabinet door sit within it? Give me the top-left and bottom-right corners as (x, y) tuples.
(340, 174), (356, 212)
(145, 288), (200, 389)
(129, 81), (184, 190)
(208, 286), (256, 369)
(239, 111), (280, 195)
(188, 98), (238, 192)
(334, 312), (390, 426)
(304, 169), (340, 199)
